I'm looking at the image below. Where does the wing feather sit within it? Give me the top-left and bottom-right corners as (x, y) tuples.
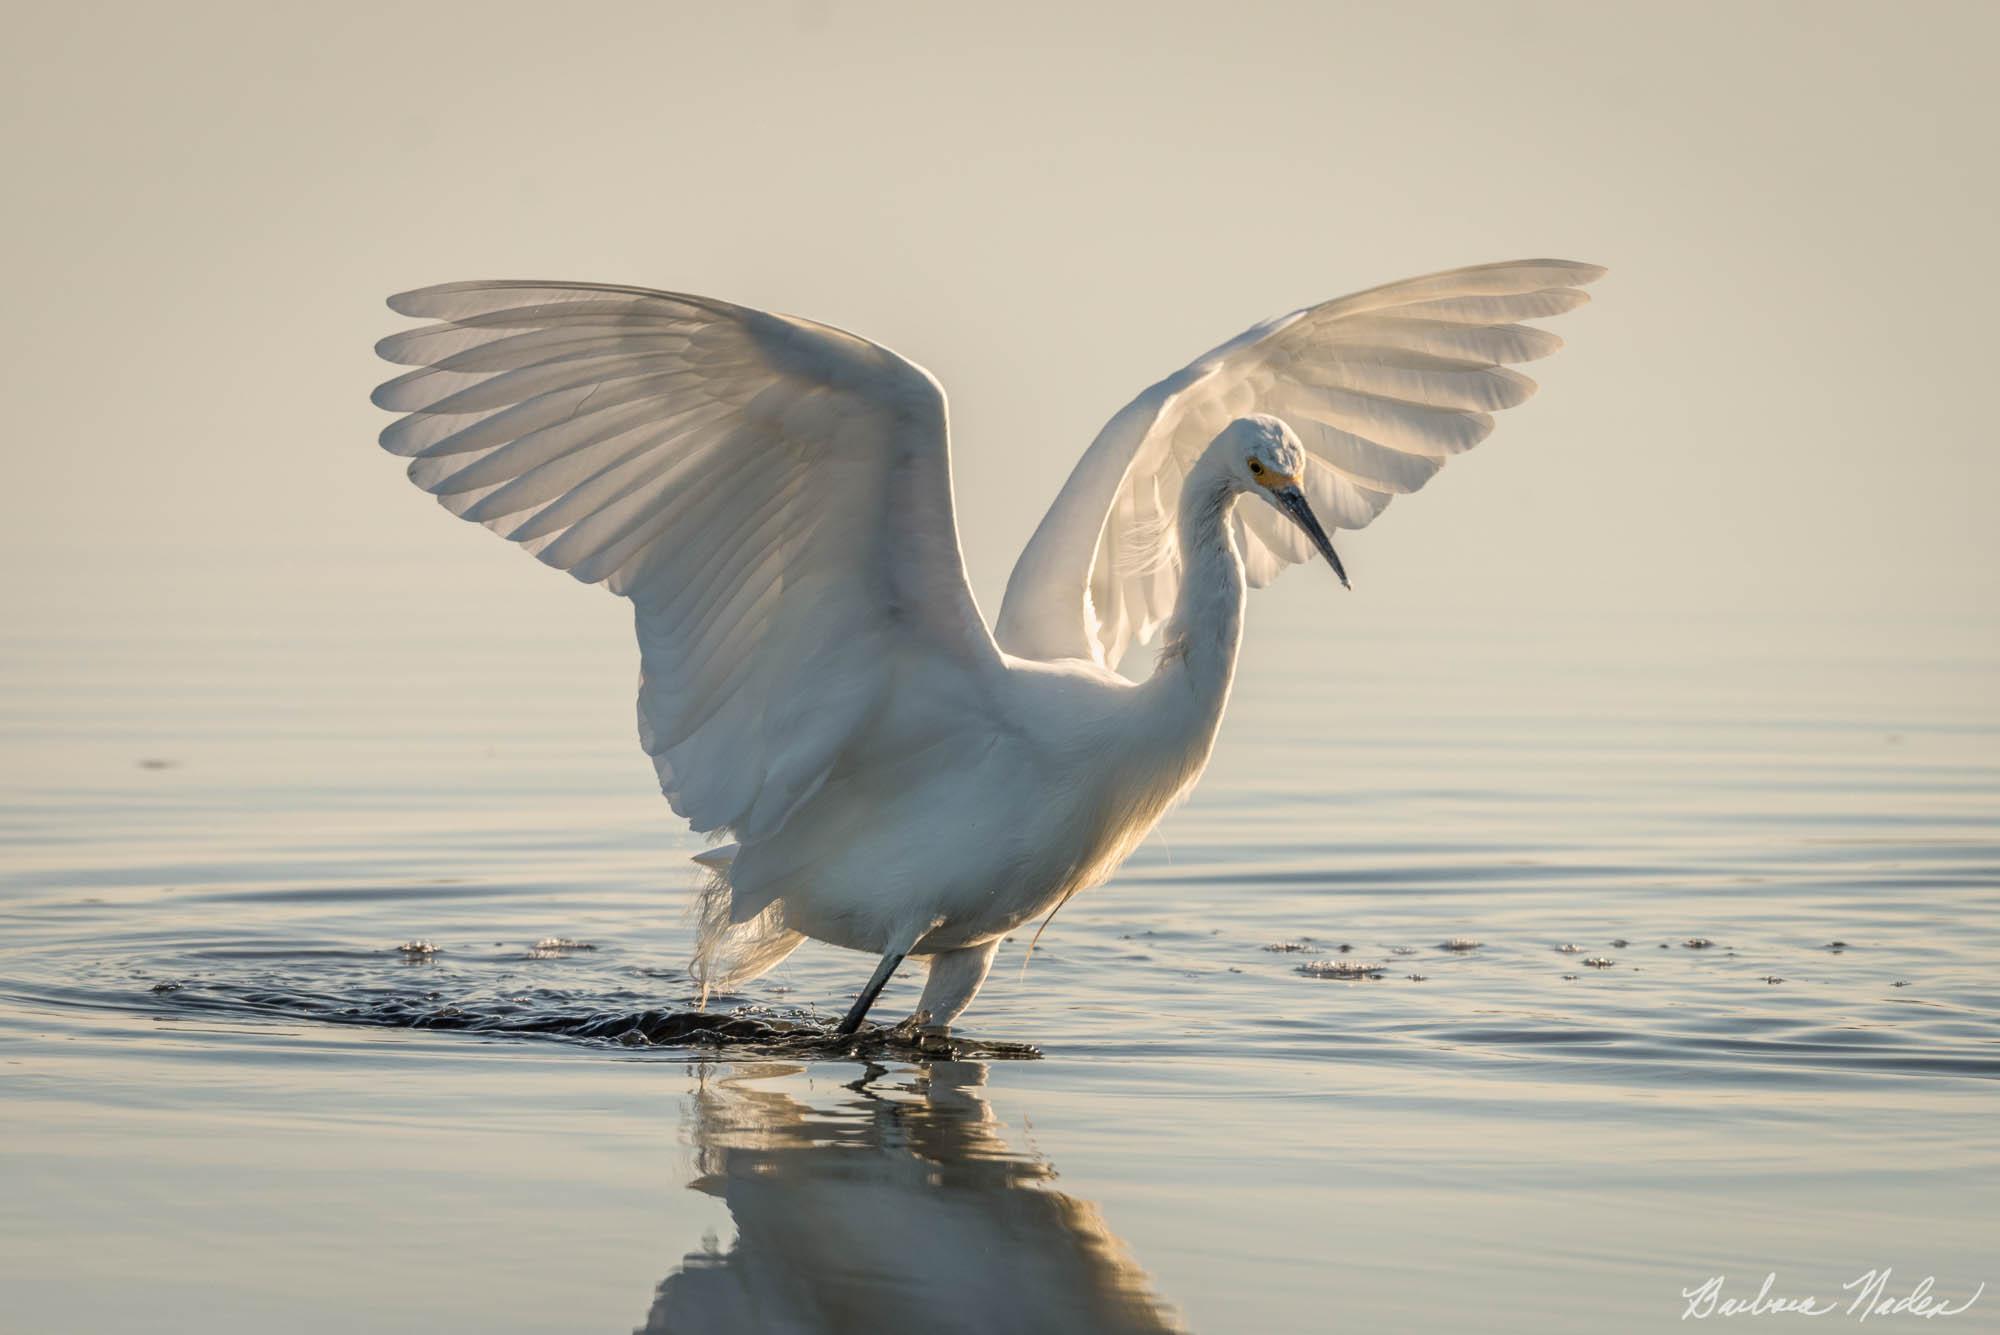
(996, 259), (1603, 667)
(373, 281), (1000, 842)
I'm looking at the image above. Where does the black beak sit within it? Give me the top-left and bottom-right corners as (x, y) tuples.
(1274, 486), (1350, 590)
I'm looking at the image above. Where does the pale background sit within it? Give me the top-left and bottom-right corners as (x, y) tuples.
(4, 8), (1998, 1332)
(4, 0), (1994, 642)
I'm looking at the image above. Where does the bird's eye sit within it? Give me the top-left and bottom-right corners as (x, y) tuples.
(1248, 459), (1263, 475)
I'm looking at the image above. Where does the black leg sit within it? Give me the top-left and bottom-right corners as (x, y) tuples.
(834, 950), (905, 1036)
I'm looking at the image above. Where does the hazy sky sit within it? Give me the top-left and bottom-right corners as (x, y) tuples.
(4, 1), (1995, 631)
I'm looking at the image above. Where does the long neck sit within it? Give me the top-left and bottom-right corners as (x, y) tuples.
(1140, 460), (1245, 759)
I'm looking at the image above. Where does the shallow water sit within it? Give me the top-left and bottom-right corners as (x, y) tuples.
(3, 569), (1996, 1333)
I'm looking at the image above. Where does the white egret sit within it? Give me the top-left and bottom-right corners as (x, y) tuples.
(372, 258), (1602, 1034)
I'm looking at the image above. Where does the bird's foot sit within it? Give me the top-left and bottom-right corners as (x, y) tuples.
(886, 1009), (953, 1056)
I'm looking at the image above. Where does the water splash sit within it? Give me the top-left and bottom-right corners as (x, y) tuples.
(143, 978), (1039, 1061)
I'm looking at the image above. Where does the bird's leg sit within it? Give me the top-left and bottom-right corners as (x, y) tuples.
(912, 939), (1000, 1033)
(834, 950), (906, 1036)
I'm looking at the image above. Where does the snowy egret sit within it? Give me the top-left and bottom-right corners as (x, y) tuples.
(372, 258), (1602, 1034)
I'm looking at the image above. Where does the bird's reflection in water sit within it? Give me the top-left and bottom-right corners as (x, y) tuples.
(636, 1060), (1188, 1334)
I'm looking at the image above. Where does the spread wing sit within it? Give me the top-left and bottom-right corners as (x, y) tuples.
(373, 281), (1002, 841)
(995, 259), (1605, 669)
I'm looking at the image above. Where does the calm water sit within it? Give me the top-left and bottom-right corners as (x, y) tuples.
(3, 567), (1996, 1333)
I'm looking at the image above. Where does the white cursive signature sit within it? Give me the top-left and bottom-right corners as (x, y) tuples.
(1681, 1270), (1985, 1321)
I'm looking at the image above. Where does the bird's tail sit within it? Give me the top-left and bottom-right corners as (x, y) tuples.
(689, 862), (804, 1006)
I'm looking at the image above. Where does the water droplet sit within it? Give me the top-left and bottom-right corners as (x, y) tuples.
(1296, 960), (1386, 980)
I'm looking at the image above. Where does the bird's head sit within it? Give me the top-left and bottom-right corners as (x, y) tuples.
(1217, 414), (1350, 589)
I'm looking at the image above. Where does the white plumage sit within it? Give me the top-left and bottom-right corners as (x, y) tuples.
(998, 260), (1602, 666)
(373, 259), (1602, 1032)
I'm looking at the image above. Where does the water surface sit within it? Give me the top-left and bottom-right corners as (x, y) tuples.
(3, 570), (1995, 1332)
